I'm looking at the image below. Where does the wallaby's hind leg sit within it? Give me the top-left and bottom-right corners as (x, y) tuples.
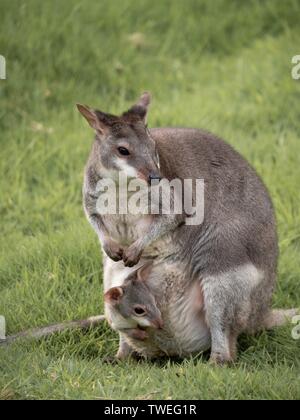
(209, 328), (233, 365)
(202, 264), (265, 364)
(206, 324), (237, 365)
(229, 331), (238, 361)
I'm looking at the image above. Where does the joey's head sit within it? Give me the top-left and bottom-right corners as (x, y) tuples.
(77, 92), (161, 184)
(104, 264), (163, 330)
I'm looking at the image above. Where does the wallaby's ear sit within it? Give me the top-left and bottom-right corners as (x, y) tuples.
(126, 92), (151, 124)
(135, 91), (151, 109)
(76, 104), (110, 136)
(104, 287), (124, 304)
(137, 261), (153, 282)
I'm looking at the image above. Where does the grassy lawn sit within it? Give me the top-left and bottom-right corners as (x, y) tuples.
(0, 0), (300, 400)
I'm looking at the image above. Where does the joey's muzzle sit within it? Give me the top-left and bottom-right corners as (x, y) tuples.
(151, 317), (164, 329)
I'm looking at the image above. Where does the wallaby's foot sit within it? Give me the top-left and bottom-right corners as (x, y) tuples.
(208, 334), (235, 366)
(103, 355), (120, 364)
(209, 351), (234, 366)
(103, 239), (124, 262)
(123, 244), (143, 267)
(209, 333), (237, 365)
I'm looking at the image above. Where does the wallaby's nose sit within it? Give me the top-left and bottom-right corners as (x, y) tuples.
(148, 173), (162, 185)
(152, 317), (164, 329)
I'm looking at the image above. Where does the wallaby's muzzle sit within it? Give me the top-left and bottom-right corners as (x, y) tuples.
(148, 172), (162, 185)
(150, 317), (164, 329)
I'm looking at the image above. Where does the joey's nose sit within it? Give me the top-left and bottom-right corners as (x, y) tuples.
(148, 172), (162, 185)
(152, 318), (164, 329)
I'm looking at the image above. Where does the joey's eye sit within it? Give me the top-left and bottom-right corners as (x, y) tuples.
(118, 147), (130, 156)
(133, 306), (146, 316)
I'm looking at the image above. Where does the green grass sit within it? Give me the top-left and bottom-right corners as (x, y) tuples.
(0, 0), (300, 400)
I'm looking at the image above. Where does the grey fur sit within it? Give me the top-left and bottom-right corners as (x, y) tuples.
(105, 262), (211, 358)
(104, 264), (298, 360)
(79, 93), (296, 363)
(104, 265), (163, 334)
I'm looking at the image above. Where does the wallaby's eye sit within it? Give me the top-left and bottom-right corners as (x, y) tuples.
(133, 305), (146, 316)
(118, 147), (130, 156)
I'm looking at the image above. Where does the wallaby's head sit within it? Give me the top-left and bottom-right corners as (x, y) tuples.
(77, 92), (161, 184)
(104, 263), (163, 329)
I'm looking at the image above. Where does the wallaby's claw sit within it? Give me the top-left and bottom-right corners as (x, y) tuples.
(123, 246), (143, 267)
(103, 239), (124, 262)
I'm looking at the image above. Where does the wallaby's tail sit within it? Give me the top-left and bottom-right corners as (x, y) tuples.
(261, 309), (299, 330)
(0, 315), (106, 346)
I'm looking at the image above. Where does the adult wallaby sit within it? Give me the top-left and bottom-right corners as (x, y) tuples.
(78, 92), (297, 364)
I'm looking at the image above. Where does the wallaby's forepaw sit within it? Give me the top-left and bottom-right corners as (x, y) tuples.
(123, 245), (143, 267)
(124, 328), (149, 341)
(103, 239), (124, 262)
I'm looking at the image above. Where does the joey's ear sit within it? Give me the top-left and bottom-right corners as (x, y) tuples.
(104, 287), (124, 304)
(126, 92), (151, 124)
(137, 261), (153, 282)
(76, 104), (110, 136)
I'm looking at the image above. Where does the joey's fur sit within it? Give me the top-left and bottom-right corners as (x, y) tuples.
(104, 264), (298, 360)
(78, 92), (297, 363)
(105, 262), (210, 358)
